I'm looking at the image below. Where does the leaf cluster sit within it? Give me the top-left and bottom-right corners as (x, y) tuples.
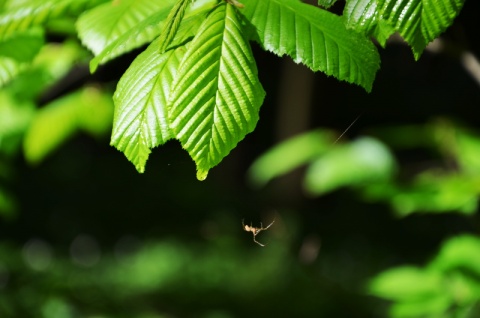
(0, 0), (466, 180)
(74, 0), (462, 178)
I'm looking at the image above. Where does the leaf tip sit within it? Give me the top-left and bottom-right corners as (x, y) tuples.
(89, 59), (99, 73)
(196, 169), (209, 181)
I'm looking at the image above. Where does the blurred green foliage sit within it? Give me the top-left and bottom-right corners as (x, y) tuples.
(369, 235), (480, 318)
(249, 119), (480, 217)
(0, 229), (337, 318)
(248, 121), (480, 317)
(0, 20), (113, 218)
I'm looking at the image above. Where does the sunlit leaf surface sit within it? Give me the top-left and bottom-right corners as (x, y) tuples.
(168, 4), (265, 179)
(241, 0), (380, 91)
(0, 0), (106, 39)
(379, 0), (465, 59)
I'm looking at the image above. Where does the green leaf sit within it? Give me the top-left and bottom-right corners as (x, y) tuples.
(241, 0), (380, 92)
(23, 93), (78, 164)
(343, 0), (394, 46)
(390, 172), (478, 216)
(379, 0), (465, 59)
(318, 0), (338, 9)
(77, 87), (114, 137)
(111, 41), (184, 173)
(304, 137), (396, 194)
(76, 0), (176, 56)
(0, 0), (107, 39)
(110, 11), (208, 173)
(23, 87), (112, 164)
(0, 28), (44, 87)
(369, 266), (444, 301)
(430, 235), (480, 276)
(248, 129), (336, 188)
(168, 4), (265, 180)
(0, 28), (44, 62)
(6, 40), (86, 101)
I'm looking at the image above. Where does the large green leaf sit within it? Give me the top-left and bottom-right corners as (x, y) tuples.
(111, 40), (185, 173)
(0, 0), (106, 39)
(241, 0), (380, 92)
(110, 11), (208, 173)
(379, 0), (465, 59)
(168, 4), (265, 180)
(76, 0), (176, 56)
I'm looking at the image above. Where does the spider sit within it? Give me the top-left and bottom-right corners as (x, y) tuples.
(242, 218), (275, 247)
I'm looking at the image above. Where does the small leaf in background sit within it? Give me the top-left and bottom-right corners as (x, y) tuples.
(241, 0), (380, 92)
(0, 27), (44, 63)
(168, 4), (265, 180)
(23, 95), (78, 164)
(76, 86), (114, 137)
(305, 137), (396, 195)
(369, 266), (445, 301)
(318, 0), (338, 9)
(369, 266), (452, 318)
(457, 132), (480, 174)
(390, 172), (478, 216)
(379, 0), (465, 59)
(0, 0), (108, 39)
(0, 28), (44, 87)
(429, 235), (480, 277)
(248, 129), (336, 188)
(23, 87), (113, 165)
(0, 92), (35, 156)
(32, 40), (87, 80)
(5, 40), (87, 103)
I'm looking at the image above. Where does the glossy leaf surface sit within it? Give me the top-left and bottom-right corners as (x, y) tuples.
(241, 0), (380, 91)
(168, 4), (265, 179)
